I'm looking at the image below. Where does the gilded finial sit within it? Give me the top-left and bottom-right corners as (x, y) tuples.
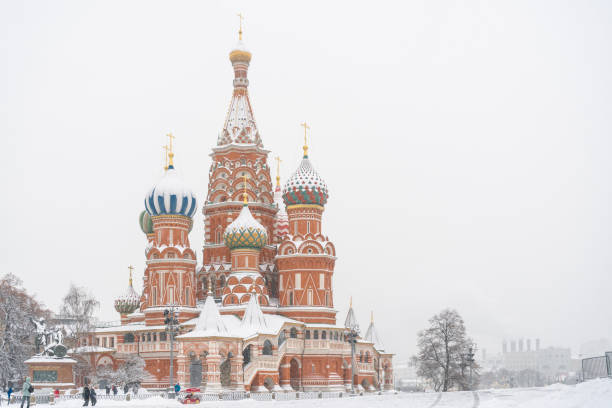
(300, 122), (310, 158)
(163, 145), (169, 170)
(275, 156), (282, 187)
(166, 132), (176, 168)
(371, 310), (374, 323)
(350, 296), (352, 308)
(237, 13), (244, 41)
(128, 265), (135, 287)
(243, 173), (248, 205)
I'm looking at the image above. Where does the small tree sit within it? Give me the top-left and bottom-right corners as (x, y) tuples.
(413, 309), (477, 391)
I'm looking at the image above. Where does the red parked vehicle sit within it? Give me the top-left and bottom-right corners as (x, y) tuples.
(179, 388), (201, 404)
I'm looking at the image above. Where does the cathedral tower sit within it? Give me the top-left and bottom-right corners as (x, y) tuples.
(276, 129), (337, 324)
(141, 141), (199, 325)
(200, 30), (277, 301)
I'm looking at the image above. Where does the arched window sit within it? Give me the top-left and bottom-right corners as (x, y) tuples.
(334, 332), (339, 341)
(124, 333), (134, 343)
(262, 340), (273, 356)
(305, 330), (311, 340)
(278, 331), (286, 347)
(359, 351), (363, 362)
(366, 352), (371, 363)
(314, 330), (319, 340)
(243, 345), (251, 366)
(147, 333), (151, 342)
(290, 327), (298, 338)
(322, 331), (327, 340)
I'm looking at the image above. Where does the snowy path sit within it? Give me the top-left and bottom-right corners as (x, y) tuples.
(41, 379), (612, 408)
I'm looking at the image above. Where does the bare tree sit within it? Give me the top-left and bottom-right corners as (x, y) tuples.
(414, 309), (477, 391)
(60, 284), (99, 349)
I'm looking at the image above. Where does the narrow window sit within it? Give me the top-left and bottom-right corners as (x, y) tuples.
(168, 287), (174, 304)
(322, 331), (327, 340)
(314, 330), (319, 340)
(295, 274), (301, 289)
(307, 289), (313, 305)
(305, 330), (311, 340)
(307, 221), (310, 233)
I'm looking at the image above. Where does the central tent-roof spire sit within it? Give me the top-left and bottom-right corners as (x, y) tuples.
(218, 14), (262, 147)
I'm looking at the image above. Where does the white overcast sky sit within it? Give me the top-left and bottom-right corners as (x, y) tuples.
(1, 1), (611, 362)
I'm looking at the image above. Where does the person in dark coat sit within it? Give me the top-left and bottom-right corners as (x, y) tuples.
(111, 385), (117, 395)
(105, 386), (110, 395)
(82, 386), (90, 406)
(123, 385), (128, 394)
(89, 388), (97, 406)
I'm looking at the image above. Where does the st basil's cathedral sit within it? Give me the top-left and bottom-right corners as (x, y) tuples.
(85, 27), (394, 393)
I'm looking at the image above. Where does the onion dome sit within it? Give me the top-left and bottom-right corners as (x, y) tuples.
(139, 210), (153, 234)
(224, 204), (268, 250)
(282, 156), (329, 207)
(114, 270), (140, 315)
(229, 39), (252, 64)
(144, 165), (197, 217)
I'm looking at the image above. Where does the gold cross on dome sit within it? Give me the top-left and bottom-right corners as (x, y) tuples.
(237, 13), (244, 40)
(163, 145), (169, 170)
(275, 156), (282, 185)
(301, 122), (310, 157)
(128, 265), (135, 286)
(166, 132), (175, 152)
(243, 173), (248, 204)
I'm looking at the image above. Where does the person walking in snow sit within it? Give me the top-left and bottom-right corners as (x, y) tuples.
(111, 385), (117, 395)
(174, 383), (180, 394)
(123, 385), (128, 395)
(20, 377), (32, 408)
(82, 386), (90, 406)
(105, 385), (110, 395)
(89, 388), (97, 406)
(7, 385), (13, 405)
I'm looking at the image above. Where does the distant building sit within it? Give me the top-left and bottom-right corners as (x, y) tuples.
(501, 339), (571, 378)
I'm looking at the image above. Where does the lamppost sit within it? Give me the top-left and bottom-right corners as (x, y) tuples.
(345, 325), (360, 394)
(464, 344), (476, 390)
(164, 305), (179, 398)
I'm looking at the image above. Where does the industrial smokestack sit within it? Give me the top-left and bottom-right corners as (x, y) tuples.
(519, 338), (524, 352)
(527, 339), (531, 351)
(502, 340), (507, 354)
(511, 340), (517, 352)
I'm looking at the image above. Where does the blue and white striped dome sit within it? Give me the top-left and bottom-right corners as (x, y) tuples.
(145, 166), (197, 217)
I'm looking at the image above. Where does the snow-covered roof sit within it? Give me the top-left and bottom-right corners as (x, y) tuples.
(241, 293), (267, 330)
(177, 294), (235, 339)
(344, 306), (360, 332)
(25, 356), (77, 364)
(364, 321), (385, 352)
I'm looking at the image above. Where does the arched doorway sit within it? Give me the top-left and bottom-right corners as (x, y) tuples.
(190, 358), (203, 387)
(361, 378), (370, 391)
(289, 358), (300, 391)
(263, 376), (275, 391)
(220, 355), (231, 388)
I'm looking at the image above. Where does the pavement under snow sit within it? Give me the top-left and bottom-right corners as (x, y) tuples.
(47, 378), (612, 408)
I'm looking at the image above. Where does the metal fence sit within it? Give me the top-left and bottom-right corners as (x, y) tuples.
(582, 354), (611, 380)
(8, 389), (387, 405)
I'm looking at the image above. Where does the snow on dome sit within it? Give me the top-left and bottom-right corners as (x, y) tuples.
(224, 205), (268, 250)
(229, 40), (252, 63)
(241, 292), (267, 330)
(145, 167), (197, 217)
(114, 282), (140, 315)
(178, 295), (232, 339)
(282, 157), (329, 207)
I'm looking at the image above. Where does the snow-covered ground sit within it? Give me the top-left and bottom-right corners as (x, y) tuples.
(31, 379), (612, 408)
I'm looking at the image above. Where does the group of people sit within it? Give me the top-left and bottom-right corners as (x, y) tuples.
(0, 377), (33, 408)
